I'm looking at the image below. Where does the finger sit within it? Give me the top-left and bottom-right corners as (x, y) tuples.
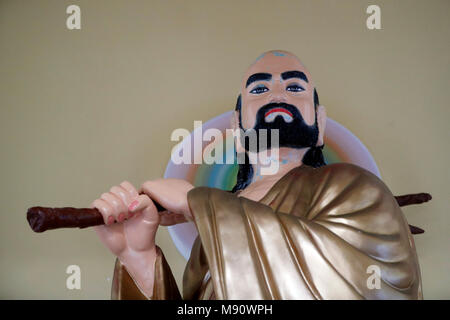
(140, 179), (193, 217)
(139, 180), (158, 196)
(120, 181), (138, 199)
(140, 180), (175, 212)
(100, 192), (126, 222)
(126, 195), (160, 248)
(109, 186), (133, 221)
(101, 191), (127, 214)
(110, 185), (132, 206)
(92, 199), (115, 225)
(128, 194), (159, 225)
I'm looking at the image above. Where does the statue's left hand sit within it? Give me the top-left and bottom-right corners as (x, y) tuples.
(140, 179), (195, 225)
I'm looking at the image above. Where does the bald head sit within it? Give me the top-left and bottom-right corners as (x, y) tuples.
(242, 50), (313, 90)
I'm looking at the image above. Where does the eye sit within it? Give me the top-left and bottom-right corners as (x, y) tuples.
(286, 84), (304, 92)
(250, 85), (269, 94)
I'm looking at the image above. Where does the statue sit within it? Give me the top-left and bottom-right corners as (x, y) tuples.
(27, 50), (430, 300)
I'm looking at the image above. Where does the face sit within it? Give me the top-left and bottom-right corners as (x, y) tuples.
(237, 51), (320, 152)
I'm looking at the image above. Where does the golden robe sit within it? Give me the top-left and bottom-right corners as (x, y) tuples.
(112, 163), (422, 300)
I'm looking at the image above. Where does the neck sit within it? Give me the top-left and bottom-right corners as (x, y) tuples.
(249, 147), (308, 184)
(236, 147), (308, 202)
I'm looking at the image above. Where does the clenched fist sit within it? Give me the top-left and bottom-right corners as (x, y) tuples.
(91, 179), (194, 298)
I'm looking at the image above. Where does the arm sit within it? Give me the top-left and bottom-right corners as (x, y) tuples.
(92, 179), (193, 299)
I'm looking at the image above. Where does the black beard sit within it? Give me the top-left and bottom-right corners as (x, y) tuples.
(238, 102), (319, 153)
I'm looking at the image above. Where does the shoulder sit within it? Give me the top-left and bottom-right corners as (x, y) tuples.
(301, 162), (378, 178)
(290, 163), (383, 187)
(284, 163), (395, 204)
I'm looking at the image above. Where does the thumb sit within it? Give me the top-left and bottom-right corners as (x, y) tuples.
(140, 179), (193, 217)
(128, 194), (159, 224)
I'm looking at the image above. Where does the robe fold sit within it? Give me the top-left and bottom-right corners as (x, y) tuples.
(111, 163), (422, 300)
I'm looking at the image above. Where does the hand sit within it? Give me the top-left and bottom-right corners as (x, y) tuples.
(91, 181), (160, 298)
(140, 178), (194, 223)
(91, 181), (161, 257)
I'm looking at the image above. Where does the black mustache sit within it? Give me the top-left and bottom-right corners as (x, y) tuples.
(239, 102), (319, 152)
(255, 103), (302, 123)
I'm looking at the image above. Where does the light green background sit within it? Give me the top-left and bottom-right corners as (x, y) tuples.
(0, 0), (448, 299)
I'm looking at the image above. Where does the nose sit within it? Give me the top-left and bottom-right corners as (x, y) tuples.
(269, 82), (287, 103)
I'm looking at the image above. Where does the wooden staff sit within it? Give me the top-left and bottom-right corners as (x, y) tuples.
(27, 193), (431, 234)
(27, 200), (166, 233)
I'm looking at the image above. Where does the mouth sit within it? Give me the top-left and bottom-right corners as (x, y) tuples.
(264, 107), (294, 123)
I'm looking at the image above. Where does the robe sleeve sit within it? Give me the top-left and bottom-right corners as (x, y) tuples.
(187, 163), (422, 300)
(111, 246), (181, 300)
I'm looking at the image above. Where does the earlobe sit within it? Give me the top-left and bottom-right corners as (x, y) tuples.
(316, 105), (327, 146)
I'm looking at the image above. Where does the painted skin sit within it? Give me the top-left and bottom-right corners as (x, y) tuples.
(91, 179), (193, 297)
(91, 50), (326, 298)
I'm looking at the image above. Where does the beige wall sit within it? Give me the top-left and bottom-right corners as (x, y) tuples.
(0, 0), (448, 299)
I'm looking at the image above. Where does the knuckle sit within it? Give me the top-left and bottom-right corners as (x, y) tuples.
(111, 185), (125, 195)
(98, 205), (111, 217)
(100, 192), (109, 200)
(121, 181), (137, 194)
(100, 193), (114, 207)
(100, 192), (124, 211)
(92, 199), (101, 209)
(120, 180), (132, 188)
(109, 185), (120, 194)
(111, 186), (130, 203)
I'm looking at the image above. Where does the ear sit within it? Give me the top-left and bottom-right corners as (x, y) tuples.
(316, 105), (327, 146)
(231, 110), (245, 153)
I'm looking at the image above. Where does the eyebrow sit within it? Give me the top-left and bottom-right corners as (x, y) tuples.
(281, 70), (308, 83)
(246, 73), (272, 88)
